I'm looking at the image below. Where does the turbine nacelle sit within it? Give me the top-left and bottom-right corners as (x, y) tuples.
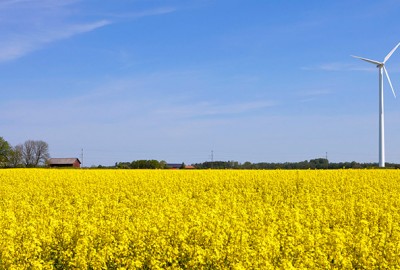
(351, 42), (400, 99)
(352, 42), (400, 167)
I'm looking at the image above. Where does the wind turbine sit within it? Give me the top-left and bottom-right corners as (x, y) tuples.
(352, 42), (400, 167)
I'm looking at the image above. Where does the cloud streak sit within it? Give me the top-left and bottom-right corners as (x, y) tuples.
(0, 20), (110, 62)
(103, 7), (177, 20)
(154, 100), (275, 119)
(296, 89), (332, 97)
(0, 1), (177, 62)
(0, 0), (110, 62)
(301, 62), (376, 72)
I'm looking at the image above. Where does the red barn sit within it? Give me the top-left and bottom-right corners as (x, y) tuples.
(48, 158), (81, 168)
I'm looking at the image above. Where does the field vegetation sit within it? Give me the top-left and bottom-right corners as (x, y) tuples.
(0, 169), (399, 269)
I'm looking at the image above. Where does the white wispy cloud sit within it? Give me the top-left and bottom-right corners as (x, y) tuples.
(297, 89), (332, 97)
(0, 20), (110, 62)
(103, 7), (177, 20)
(0, 0), (78, 8)
(0, 0), (109, 62)
(0, 0), (177, 62)
(154, 100), (275, 119)
(301, 62), (376, 72)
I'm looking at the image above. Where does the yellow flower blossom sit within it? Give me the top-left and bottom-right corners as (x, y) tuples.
(0, 169), (399, 268)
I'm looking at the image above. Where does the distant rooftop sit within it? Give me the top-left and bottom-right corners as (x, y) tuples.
(48, 158), (81, 165)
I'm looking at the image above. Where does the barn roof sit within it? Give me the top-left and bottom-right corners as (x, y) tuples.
(48, 158), (81, 165)
(166, 163), (183, 168)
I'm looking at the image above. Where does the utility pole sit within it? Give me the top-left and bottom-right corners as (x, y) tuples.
(81, 148), (84, 168)
(211, 150), (214, 169)
(326, 152), (328, 169)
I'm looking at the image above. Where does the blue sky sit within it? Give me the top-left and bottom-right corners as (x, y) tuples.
(2, 0), (400, 166)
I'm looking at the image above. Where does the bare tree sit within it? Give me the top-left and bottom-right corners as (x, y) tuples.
(33, 140), (50, 166)
(8, 144), (23, 167)
(23, 140), (50, 167)
(23, 140), (35, 167)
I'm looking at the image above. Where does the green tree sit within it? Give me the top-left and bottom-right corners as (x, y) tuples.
(116, 162), (130, 169)
(242, 161), (253, 169)
(310, 158), (329, 169)
(130, 160), (162, 169)
(0, 137), (11, 167)
(159, 160), (167, 169)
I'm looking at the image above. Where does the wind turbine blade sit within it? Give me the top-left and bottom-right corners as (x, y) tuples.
(384, 66), (396, 98)
(384, 42), (400, 63)
(351, 55), (382, 65)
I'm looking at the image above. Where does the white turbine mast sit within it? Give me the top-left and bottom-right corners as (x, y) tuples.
(352, 42), (400, 167)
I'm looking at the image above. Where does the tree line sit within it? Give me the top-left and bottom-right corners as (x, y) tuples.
(0, 137), (50, 168)
(115, 160), (167, 169)
(113, 158), (400, 169)
(2, 134), (400, 169)
(192, 158), (400, 169)
(114, 160), (187, 169)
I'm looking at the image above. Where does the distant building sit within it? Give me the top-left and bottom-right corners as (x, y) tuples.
(48, 158), (81, 168)
(166, 163), (195, 169)
(166, 163), (182, 169)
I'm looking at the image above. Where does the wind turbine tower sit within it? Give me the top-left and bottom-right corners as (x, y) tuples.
(352, 42), (400, 167)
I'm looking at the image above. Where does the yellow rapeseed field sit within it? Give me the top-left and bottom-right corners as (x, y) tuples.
(0, 169), (400, 269)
